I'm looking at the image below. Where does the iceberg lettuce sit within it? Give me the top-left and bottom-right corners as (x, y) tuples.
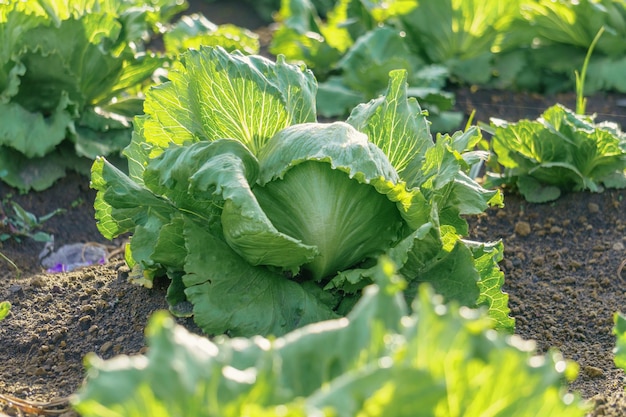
(92, 46), (508, 336)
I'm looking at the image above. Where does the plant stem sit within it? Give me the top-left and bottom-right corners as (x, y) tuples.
(575, 26), (605, 115)
(0, 250), (21, 278)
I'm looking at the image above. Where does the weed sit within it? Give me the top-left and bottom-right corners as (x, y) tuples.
(0, 196), (65, 277)
(0, 196), (64, 243)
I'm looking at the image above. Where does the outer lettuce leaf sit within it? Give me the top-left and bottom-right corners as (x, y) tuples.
(347, 69), (432, 177)
(74, 260), (586, 417)
(0, 92), (75, 158)
(91, 157), (178, 264)
(132, 46), (316, 169)
(401, 126), (503, 235)
(393, 225), (512, 330)
(183, 216), (338, 336)
(0, 142), (90, 192)
(400, 230), (480, 306)
(465, 239), (514, 331)
(348, 70), (502, 231)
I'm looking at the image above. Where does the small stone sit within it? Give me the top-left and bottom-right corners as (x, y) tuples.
(549, 226), (563, 234)
(569, 260), (582, 269)
(514, 221), (531, 237)
(79, 304), (95, 315)
(583, 365), (604, 378)
(532, 256), (545, 266)
(613, 241), (625, 251)
(8, 284), (23, 295)
(30, 276), (46, 288)
(100, 341), (113, 354)
(588, 203), (600, 213)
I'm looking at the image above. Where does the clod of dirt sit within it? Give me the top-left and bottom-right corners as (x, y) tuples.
(514, 220), (532, 237)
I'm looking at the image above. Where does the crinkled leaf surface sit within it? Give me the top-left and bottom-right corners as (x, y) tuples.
(347, 70), (432, 177)
(135, 46), (317, 164)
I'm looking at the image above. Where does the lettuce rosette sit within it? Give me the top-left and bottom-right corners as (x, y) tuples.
(92, 46), (508, 336)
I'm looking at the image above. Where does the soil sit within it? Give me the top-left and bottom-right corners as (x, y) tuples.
(2, 1), (626, 416)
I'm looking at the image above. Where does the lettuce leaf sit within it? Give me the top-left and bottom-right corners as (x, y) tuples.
(613, 312), (626, 371)
(73, 260), (586, 417)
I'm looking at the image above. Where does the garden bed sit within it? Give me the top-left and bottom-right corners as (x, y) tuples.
(1, 1), (626, 416)
(1, 91), (625, 417)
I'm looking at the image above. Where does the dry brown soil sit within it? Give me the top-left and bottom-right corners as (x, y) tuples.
(1, 1), (626, 416)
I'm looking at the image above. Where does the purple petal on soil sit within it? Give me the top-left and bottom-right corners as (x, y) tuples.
(47, 263), (67, 273)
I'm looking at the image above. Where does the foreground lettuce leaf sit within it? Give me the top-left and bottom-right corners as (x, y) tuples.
(614, 312), (626, 371)
(73, 260), (586, 417)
